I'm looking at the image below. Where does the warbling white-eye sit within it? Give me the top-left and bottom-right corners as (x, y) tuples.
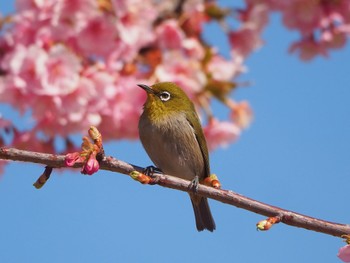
(138, 82), (216, 232)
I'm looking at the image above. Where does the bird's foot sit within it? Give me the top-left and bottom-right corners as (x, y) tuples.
(143, 166), (163, 178)
(189, 175), (199, 193)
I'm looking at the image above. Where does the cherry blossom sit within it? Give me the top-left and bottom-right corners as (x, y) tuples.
(228, 2), (269, 58)
(203, 118), (241, 151)
(0, 0), (349, 161)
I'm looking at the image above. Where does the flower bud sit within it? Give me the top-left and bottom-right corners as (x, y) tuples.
(81, 153), (99, 175)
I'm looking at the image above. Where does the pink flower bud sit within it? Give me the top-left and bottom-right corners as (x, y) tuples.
(338, 245), (350, 262)
(65, 152), (84, 167)
(81, 154), (99, 175)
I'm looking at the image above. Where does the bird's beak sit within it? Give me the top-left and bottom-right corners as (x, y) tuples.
(137, 84), (154, 94)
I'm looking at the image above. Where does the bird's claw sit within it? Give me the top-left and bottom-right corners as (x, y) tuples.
(189, 176), (199, 193)
(143, 165), (163, 178)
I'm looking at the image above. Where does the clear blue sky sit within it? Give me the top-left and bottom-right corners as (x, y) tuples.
(1, 1), (349, 263)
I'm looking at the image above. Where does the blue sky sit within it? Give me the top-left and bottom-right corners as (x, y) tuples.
(1, 1), (350, 263)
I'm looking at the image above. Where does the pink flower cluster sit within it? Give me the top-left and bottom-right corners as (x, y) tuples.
(2, 0), (348, 156)
(227, 0), (350, 60)
(0, 0), (252, 154)
(0, 0), (155, 141)
(255, 0), (350, 60)
(228, 2), (269, 59)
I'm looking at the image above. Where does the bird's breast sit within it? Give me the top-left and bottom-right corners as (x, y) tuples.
(139, 113), (205, 181)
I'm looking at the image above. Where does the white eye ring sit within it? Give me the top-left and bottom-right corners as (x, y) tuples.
(159, 91), (171, 101)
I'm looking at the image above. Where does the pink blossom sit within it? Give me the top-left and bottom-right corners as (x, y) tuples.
(113, 0), (157, 46)
(203, 118), (241, 151)
(75, 17), (119, 58)
(257, 0), (350, 60)
(338, 245), (350, 262)
(265, 0), (350, 58)
(31, 69), (104, 136)
(181, 4), (207, 37)
(183, 0), (205, 14)
(289, 36), (328, 61)
(39, 44), (82, 96)
(2, 43), (81, 96)
(230, 101), (253, 129)
(282, 0), (323, 35)
(155, 51), (206, 98)
(229, 28), (263, 58)
(321, 28), (347, 50)
(238, 2), (269, 32)
(207, 54), (245, 82)
(229, 3), (268, 58)
(49, 0), (100, 41)
(96, 76), (146, 140)
(156, 20), (185, 50)
(0, 0), (255, 157)
(182, 38), (205, 60)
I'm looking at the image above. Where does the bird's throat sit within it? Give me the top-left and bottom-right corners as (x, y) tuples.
(143, 99), (172, 125)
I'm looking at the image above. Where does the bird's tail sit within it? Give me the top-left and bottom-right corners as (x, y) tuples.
(190, 194), (216, 232)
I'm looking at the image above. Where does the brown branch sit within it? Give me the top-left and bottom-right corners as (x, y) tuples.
(1, 146), (349, 237)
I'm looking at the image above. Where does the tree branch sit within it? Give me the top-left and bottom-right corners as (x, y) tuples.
(1, 147), (349, 237)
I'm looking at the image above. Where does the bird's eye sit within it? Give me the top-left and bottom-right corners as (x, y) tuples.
(159, 91), (171, 102)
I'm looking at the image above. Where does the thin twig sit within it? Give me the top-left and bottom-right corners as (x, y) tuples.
(0, 147), (349, 237)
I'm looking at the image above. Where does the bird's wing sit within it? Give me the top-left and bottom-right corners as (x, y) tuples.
(186, 110), (211, 177)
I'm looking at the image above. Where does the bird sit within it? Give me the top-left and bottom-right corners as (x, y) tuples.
(138, 82), (215, 232)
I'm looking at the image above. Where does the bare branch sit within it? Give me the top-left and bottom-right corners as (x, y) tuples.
(1, 147), (349, 237)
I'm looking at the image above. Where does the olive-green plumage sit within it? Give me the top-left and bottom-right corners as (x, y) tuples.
(138, 82), (215, 232)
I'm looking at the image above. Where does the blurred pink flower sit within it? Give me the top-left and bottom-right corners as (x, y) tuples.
(113, 0), (157, 46)
(155, 51), (206, 98)
(239, 2), (269, 31)
(282, 0), (323, 35)
(11, 130), (54, 153)
(75, 17), (118, 58)
(229, 28), (263, 58)
(181, 3), (207, 37)
(203, 118), (241, 151)
(230, 101), (253, 129)
(338, 244), (350, 262)
(182, 38), (205, 60)
(321, 28), (347, 50)
(207, 54), (245, 81)
(95, 76), (146, 140)
(256, 0), (350, 59)
(229, 3), (268, 58)
(156, 19), (185, 50)
(48, 0), (100, 41)
(289, 36), (328, 60)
